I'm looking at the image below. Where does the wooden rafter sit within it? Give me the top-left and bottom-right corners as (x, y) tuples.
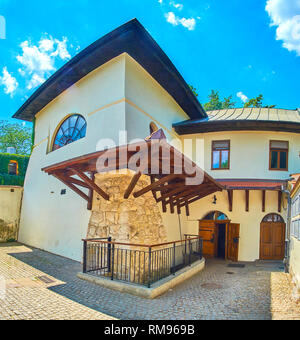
(53, 173), (89, 202)
(69, 168), (110, 201)
(68, 177), (90, 189)
(43, 140), (224, 213)
(245, 190), (249, 212)
(185, 201), (190, 217)
(262, 190), (266, 212)
(87, 172), (95, 210)
(278, 191), (282, 213)
(227, 189), (233, 212)
(124, 172), (141, 199)
(133, 174), (179, 198)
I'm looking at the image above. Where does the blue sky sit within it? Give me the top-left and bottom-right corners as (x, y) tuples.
(0, 0), (300, 125)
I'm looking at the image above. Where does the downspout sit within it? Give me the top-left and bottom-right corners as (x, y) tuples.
(282, 189), (291, 273)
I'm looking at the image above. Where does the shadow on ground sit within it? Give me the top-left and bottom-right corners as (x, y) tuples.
(7, 245), (284, 320)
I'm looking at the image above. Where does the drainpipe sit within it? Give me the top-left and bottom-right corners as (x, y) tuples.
(282, 189), (291, 273)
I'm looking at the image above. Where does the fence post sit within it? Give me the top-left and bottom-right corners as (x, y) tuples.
(189, 239), (192, 266)
(148, 247), (152, 288)
(83, 240), (87, 273)
(111, 243), (115, 281)
(173, 242), (176, 275)
(199, 239), (203, 260)
(107, 237), (112, 272)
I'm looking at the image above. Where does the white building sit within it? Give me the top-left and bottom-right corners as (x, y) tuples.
(14, 20), (300, 268)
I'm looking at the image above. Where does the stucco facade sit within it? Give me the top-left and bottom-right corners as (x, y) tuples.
(290, 178), (300, 301)
(16, 21), (299, 266)
(0, 186), (23, 242)
(18, 53), (189, 261)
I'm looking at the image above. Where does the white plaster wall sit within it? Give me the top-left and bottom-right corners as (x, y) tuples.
(178, 189), (287, 262)
(182, 131), (300, 180)
(290, 236), (300, 290)
(0, 186), (23, 241)
(19, 55), (127, 262)
(124, 54), (188, 143)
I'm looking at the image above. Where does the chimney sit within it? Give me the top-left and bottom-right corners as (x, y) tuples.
(6, 147), (16, 154)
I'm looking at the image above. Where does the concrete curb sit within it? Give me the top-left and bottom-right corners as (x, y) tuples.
(78, 258), (205, 299)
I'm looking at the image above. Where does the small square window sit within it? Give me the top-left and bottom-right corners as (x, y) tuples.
(212, 140), (230, 170)
(269, 141), (288, 171)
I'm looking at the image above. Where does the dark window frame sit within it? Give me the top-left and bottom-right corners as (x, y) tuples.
(211, 140), (230, 170)
(269, 140), (289, 171)
(52, 114), (87, 152)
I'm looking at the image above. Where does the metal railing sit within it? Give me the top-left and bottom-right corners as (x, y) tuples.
(82, 236), (203, 288)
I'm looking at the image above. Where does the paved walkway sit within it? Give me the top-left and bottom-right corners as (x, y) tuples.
(0, 243), (299, 320)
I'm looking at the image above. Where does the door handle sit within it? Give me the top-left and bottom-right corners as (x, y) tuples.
(210, 234), (215, 243)
(233, 237), (239, 244)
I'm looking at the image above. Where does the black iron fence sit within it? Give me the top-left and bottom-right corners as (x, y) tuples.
(82, 236), (203, 288)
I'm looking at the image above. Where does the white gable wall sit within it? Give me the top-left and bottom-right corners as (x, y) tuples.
(19, 54), (127, 262)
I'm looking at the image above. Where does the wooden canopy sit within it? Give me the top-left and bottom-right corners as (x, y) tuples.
(42, 139), (223, 215)
(217, 179), (286, 213)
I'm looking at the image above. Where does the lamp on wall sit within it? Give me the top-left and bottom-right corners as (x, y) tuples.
(212, 195), (217, 205)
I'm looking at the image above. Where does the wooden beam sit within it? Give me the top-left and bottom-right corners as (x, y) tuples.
(70, 168), (110, 201)
(169, 196), (175, 214)
(157, 184), (186, 202)
(124, 172), (141, 199)
(133, 174), (178, 198)
(179, 189), (218, 208)
(245, 190), (249, 212)
(185, 201), (190, 217)
(227, 190), (233, 212)
(53, 173), (89, 202)
(177, 201), (181, 215)
(68, 177), (90, 189)
(87, 172), (95, 211)
(278, 191), (282, 213)
(262, 190), (266, 212)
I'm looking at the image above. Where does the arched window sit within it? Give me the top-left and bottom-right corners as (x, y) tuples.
(203, 211), (229, 221)
(52, 114), (87, 151)
(8, 160), (18, 175)
(262, 213), (284, 223)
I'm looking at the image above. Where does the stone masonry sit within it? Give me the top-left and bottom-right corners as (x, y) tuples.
(87, 171), (167, 245)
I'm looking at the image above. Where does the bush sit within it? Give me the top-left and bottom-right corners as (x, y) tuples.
(0, 153), (29, 186)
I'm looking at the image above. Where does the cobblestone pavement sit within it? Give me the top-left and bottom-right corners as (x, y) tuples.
(0, 243), (299, 320)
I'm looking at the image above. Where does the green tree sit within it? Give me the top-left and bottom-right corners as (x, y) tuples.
(204, 90), (235, 111)
(189, 85), (199, 98)
(0, 121), (32, 155)
(243, 94), (276, 108)
(244, 94), (264, 108)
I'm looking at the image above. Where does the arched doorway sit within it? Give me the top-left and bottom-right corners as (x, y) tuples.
(199, 211), (240, 261)
(260, 213), (285, 260)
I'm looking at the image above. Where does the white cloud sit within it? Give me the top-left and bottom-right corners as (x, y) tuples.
(17, 36), (71, 90)
(237, 91), (248, 103)
(170, 2), (183, 11)
(0, 67), (18, 97)
(266, 0), (300, 55)
(165, 12), (196, 30)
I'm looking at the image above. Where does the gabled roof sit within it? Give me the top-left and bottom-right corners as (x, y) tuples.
(13, 19), (206, 122)
(173, 107), (300, 134)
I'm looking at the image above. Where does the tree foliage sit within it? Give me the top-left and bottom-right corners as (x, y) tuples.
(189, 85), (199, 98)
(244, 94), (275, 108)
(204, 90), (235, 111)
(0, 121), (32, 155)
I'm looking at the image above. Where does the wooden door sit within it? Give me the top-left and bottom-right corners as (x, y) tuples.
(227, 223), (240, 262)
(199, 221), (217, 258)
(260, 222), (285, 260)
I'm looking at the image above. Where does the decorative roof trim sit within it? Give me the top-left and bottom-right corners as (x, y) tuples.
(173, 119), (300, 134)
